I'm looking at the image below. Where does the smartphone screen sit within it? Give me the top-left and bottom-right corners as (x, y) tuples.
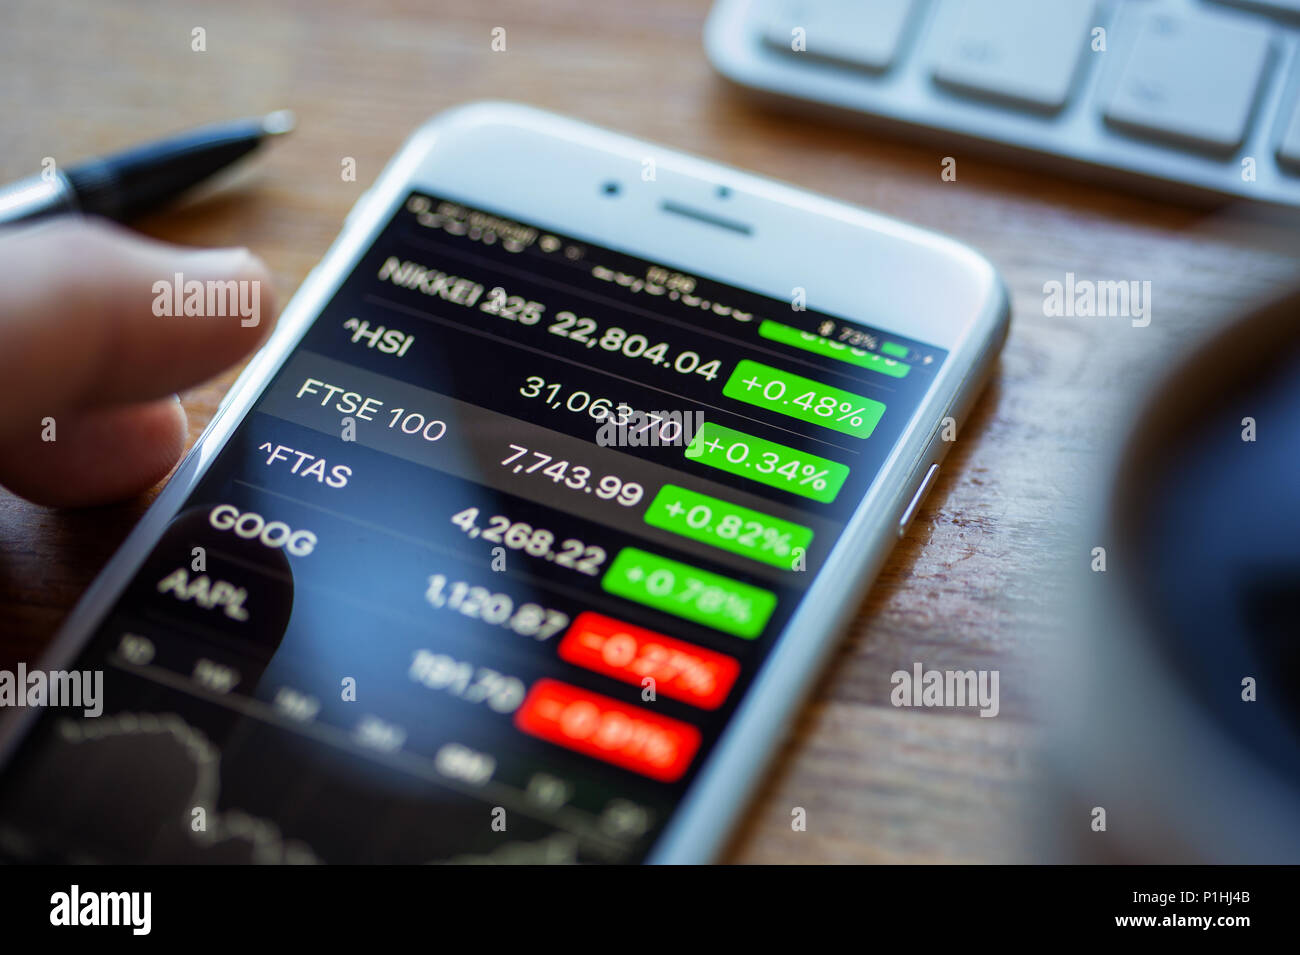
(0, 192), (947, 863)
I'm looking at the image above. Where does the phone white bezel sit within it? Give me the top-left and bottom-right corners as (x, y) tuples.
(1, 102), (1009, 863)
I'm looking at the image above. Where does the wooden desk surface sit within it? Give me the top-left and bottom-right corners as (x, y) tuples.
(1, 0), (1294, 863)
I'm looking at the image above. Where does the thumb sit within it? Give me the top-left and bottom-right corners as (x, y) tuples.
(0, 217), (272, 440)
(0, 217), (274, 505)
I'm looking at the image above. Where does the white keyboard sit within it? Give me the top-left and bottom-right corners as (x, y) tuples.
(705, 0), (1300, 210)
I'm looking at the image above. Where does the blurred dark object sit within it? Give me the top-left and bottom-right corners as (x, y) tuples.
(1048, 284), (1300, 863)
(1122, 287), (1300, 775)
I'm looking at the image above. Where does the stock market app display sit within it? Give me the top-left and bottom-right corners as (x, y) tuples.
(0, 193), (946, 863)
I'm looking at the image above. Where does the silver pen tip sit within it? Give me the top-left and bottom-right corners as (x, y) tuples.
(261, 109), (296, 136)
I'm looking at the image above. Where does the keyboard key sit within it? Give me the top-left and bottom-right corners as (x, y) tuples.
(929, 0), (1098, 112)
(762, 0), (916, 72)
(1104, 12), (1273, 154)
(1278, 92), (1300, 168)
(1208, 0), (1300, 19)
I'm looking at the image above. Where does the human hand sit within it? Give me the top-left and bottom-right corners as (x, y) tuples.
(0, 218), (273, 506)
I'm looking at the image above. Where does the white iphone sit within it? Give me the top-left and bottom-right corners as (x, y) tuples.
(0, 103), (1008, 864)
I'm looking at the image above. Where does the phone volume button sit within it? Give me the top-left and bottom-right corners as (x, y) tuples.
(897, 463), (940, 539)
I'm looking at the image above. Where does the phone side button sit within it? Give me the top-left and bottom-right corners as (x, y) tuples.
(897, 463), (940, 539)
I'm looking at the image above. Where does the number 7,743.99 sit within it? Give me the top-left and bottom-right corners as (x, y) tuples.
(500, 444), (645, 507)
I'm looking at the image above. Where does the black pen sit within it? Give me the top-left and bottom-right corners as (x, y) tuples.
(0, 110), (295, 226)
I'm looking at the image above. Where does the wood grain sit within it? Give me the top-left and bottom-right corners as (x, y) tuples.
(1, 0), (1295, 863)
